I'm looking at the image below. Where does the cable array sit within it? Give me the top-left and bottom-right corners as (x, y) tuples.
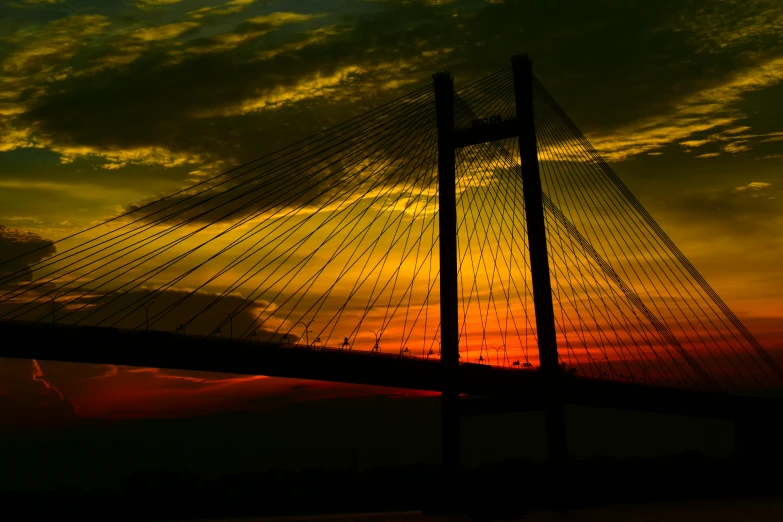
(529, 77), (783, 392)
(1, 65), (779, 395)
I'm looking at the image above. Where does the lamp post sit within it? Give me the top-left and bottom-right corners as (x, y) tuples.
(596, 356), (610, 379)
(297, 321), (313, 348)
(140, 301), (154, 331)
(45, 294), (55, 323)
(371, 329), (382, 353)
(224, 312), (238, 340)
(492, 345), (506, 367)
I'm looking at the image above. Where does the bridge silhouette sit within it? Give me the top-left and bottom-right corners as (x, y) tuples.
(1, 54), (782, 478)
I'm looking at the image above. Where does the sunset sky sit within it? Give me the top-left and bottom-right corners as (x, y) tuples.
(1, 0), (782, 430)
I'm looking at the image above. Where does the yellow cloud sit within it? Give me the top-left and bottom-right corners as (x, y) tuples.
(195, 64), (366, 117)
(673, 0), (783, 51)
(695, 152), (720, 158)
(588, 116), (738, 161)
(2, 15), (110, 74)
(691, 56), (783, 108)
(188, 0), (256, 19)
(184, 30), (270, 55)
(0, 16), (216, 170)
(0, 120), (40, 152)
(136, 0), (182, 8)
(130, 21), (200, 42)
(734, 181), (771, 191)
(101, 162), (127, 170)
(724, 141), (752, 153)
(246, 12), (322, 26)
(724, 126), (752, 134)
(679, 139), (712, 147)
(586, 56), (783, 161)
(48, 143), (204, 169)
(253, 25), (348, 61)
(0, 103), (26, 116)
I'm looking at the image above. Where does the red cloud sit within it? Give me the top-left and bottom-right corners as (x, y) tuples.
(0, 358), (77, 433)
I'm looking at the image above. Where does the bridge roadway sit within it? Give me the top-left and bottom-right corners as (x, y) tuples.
(0, 320), (780, 420)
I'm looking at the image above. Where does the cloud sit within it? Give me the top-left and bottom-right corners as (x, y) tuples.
(734, 181), (772, 191)
(199, 64), (368, 117)
(587, 54), (783, 160)
(130, 22), (200, 42)
(188, 0), (256, 20)
(136, 0), (183, 8)
(671, 0), (783, 52)
(679, 139), (713, 148)
(0, 225), (56, 286)
(0, 358), (77, 433)
(1, 15), (110, 75)
(252, 25), (351, 61)
(724, 126), (752, 134)
(589, 117), (739, 161)
(2, 277), (294, 342)
(246, 12), (323, 26)
(695, 152), (720, 158)
(179, 28), (271, 55)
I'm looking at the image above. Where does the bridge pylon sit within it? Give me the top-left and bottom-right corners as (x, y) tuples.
(433, 71), (461, 476)
(434, 54), (569, 473)
(512, 53), (568, 464)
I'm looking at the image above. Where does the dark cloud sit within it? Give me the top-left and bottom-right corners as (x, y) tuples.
(4, 285), (292, 339)
(5, 0), (779, 196)
(0, 0), (779, 200)
(0, 225), (57, 285)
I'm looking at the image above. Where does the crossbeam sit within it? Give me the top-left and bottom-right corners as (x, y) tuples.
(453, 118), (519, 148)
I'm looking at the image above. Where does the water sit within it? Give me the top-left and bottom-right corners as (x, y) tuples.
(178, 495), (783, 521)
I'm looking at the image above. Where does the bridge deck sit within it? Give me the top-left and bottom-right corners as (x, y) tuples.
(0, 320), (779, 419)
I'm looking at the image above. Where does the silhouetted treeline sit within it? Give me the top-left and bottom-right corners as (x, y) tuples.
(3, 452), (782, 521)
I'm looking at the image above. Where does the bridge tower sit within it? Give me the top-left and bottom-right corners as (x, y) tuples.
(433, 71), (461, 476)
(433, 54), (568, 473)
(512, 54), (568, 464)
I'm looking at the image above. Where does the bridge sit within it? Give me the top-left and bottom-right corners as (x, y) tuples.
(1, 54), (782, 477)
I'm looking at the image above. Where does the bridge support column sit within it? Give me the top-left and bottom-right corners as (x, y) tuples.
(512, 54), (568, 465)
(433, 71), (461, 478)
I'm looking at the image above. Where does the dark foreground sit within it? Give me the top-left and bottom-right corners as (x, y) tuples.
(3, 453), (783, 521)
(185, 496), (783, 521)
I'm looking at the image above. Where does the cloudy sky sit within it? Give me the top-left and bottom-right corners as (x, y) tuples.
(0, 0), (782, 427)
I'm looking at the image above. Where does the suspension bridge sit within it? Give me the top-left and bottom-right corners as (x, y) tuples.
(1, 54), (781, 472)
